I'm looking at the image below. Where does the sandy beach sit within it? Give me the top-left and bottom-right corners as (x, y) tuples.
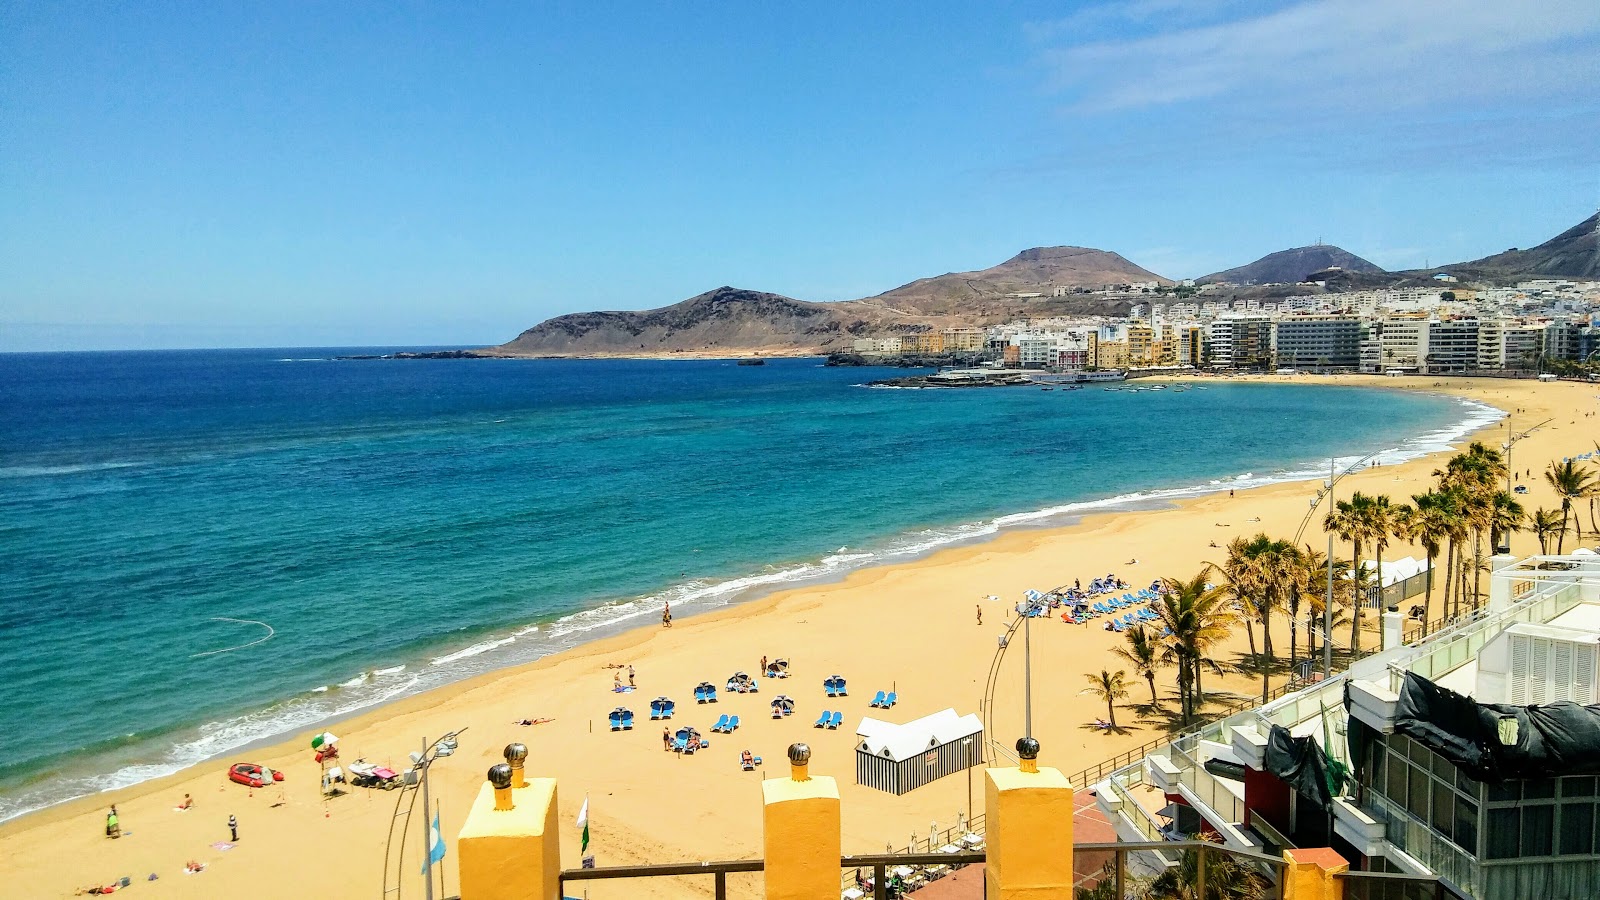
(4, 375), (1596, 899)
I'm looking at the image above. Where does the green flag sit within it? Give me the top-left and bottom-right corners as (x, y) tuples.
(577, 795), (589, 853)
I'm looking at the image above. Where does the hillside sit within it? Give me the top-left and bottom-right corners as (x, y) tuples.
(491, 286), (909, 357)
(488, 244), (1166, 356)
(1439, 212), (1599, 282)
(1198, 245), (1384, 285)
(865, 246), (1171, 316)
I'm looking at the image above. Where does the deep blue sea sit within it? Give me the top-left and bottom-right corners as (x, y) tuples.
(0, 350), (1497, 821)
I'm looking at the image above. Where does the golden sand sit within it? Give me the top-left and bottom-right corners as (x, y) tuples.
(3, 375), (1595, 898)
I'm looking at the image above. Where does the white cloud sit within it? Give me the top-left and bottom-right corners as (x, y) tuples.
(1040, 0), (1600, 114)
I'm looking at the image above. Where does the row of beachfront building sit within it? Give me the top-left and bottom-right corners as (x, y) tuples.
(852, 312), (1598, 374)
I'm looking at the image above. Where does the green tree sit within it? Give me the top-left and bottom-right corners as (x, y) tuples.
(1545, 459), (1596, 552)
(1405, 491), (1454, 633)
(1112, 626), (1162, 706)
(1082, 670), (1130, 730)
(1152, 570), (1237, 724)
(1325, 492), (1375, 654)
(1224, 534), (1301, 699)
(1141, 840), (1274, 900)
(1533, 506), (1567, 554)
(1366, 495), (1407, 617)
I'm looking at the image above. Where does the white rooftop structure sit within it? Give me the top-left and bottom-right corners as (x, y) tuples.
(856, 708), (983, 762)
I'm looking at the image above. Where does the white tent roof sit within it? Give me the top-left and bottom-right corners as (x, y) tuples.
(855, 708), (983, 762)
(1379, 556), (1427, 586)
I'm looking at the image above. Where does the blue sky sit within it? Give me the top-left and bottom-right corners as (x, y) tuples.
(3, 1), (1598, 351)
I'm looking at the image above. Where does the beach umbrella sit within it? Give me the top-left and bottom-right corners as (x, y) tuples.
(310, 732), (339, 749)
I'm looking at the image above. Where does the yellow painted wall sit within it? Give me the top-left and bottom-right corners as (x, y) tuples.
(984, 765), (1075, 899)
(761, 773), (841, 900)
(457, 778), (561, 900)
(1282, 847), (1348, 900)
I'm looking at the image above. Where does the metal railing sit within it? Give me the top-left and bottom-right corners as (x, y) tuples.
(846, 814), (985, 891)
(1339, 870), (1450, 900)
(556, 840), (1298, 900)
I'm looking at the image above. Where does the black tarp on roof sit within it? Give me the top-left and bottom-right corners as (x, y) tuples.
(1388, 670), (1600, 782)
(1265, 724), (1337, 808)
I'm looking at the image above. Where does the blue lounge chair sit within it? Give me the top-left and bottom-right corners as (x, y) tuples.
(727, 715), (740, 731)
(704, 684), (718, 703)
(828, 711), (842, 729)
(608, 709), (622, 731)
(815, 710), (831, 728)
(869, 690), (887, 708)
(832, 676), (847, 697)
(650, 699), (663, 719)
(662, 699), (675, 718)
(883, 691), (897, 708)
(673, 732), (688, 752)
(620, 710), (634, 730)
(712, 714), (731, 733)
(694, 685), (708, 703)
(823, 677), (839, 698)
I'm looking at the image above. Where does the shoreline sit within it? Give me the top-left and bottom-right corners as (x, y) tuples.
(0, 379), (1501, 826)
(4, 374), (1595, 900)
(0, 374), (1497, 826)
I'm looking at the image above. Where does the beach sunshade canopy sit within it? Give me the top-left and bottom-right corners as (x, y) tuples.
(310, 732), (339, 749)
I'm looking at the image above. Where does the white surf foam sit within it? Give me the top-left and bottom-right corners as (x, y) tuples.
(0, 391), (1506, 825)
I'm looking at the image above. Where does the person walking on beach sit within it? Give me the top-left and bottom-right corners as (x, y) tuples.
(228, 813), (238, 842)
(760, 655), (768, 675)
(628, 665), (635, 687)
(662, 602), (672, 628)
(663, 727), (671, 750)
(105, 805), (119, 838)
(975, 604), (982, 626)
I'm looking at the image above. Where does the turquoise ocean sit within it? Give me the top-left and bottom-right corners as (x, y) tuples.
(0, 350), (1499, 821)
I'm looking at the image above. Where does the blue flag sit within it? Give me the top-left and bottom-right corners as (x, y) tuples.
(423, 809), (446, 872)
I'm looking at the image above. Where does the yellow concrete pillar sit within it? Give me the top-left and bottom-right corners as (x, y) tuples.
(985, 737), (1076, 899)
(762, 742), (841, 900)
(458, 758), (562, 900)
(1282, 847), (1348, 900)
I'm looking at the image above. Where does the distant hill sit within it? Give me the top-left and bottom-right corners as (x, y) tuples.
(1438, 212), (1599, 282)
(1198, 245), (1384, 285)
(491, 286), (908, 357)
(489, 245), (1167, 356)
(866, 246), (1171, 316)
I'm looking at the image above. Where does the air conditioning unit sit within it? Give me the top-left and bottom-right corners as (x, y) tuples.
(1476, 624), (1599, 705)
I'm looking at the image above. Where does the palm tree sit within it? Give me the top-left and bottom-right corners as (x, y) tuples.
(1112, 626), (1161, 707)
(1221, 534), (1298, 697)
(1140, 839), (1273, 900)
(1082, 670), (1130, 730)
(1325, 492), (1374, 654)
(1215, 537), (1261, 661)
(1366, 495), (1406, 617)
(1533, 507), (1567, 554)
(1489, 491), (1525, 556)
(1405, 491), (1453, 633)
(1152, 569), (1236, 724)
(1296, 546), (1352, 661)
(1547, 460), (1597, 552)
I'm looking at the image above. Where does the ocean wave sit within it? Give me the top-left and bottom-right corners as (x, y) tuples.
(430, 636), (517, 666)
(0, 392), (1505, 824)
(0, 670), (423, 823)
(0, 461), (145, 479)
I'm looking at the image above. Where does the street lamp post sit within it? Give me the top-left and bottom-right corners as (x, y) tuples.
(408, 729), (465, 900)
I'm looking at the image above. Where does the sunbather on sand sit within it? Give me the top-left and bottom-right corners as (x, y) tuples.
(512, 718), (553, 726)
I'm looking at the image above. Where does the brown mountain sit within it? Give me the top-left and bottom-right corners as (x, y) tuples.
(488, 244), (1166, 357)
(1198, 245), (1384, 285)
(491, 286), (905, 357)
(1440, 212), (1599, 281)
(864, 246), (1172, 316)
